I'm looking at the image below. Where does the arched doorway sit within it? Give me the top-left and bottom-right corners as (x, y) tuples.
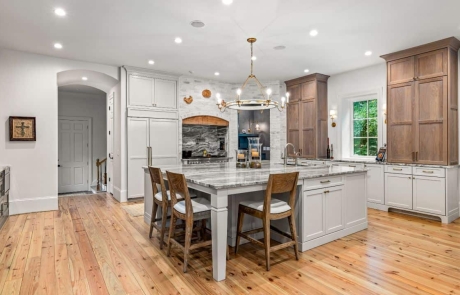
(56, 70), (118, 195)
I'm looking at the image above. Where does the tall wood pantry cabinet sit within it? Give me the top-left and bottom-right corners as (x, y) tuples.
(285, 73), (329, 158)
(381, 37), (460, 165)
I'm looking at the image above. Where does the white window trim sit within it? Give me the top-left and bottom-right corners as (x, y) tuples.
(338, 88), (384, 160)
(349, 96), (378, 158)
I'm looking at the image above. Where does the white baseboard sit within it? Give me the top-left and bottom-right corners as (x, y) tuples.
(367, 202), (389, 211)
(113, 186), (128, 203)
(297, 222), (368, 252)
(9, 196), (58, 215)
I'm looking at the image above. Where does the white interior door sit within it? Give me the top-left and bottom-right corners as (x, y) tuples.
(108, 93), (114, 194)
(58, 119), (89, 193)
(128, 117), (149, 199)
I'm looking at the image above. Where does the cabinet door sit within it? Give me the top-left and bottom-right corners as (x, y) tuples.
(154, 79), (177, 109)
(388, 57), (415, 85)
(128, 117), (149, 199)
(301, 81), (316, 100)
(300, 99), (316, 158)
(287, 84), (301, 103)
(149, 119), (179, 165)
(287, 102), (300, 155)
(128, 75), (154, 107)
(415, 49), (448, 80)
(302, 189), (326, 241)
(384, 173), (413, 209)
(387, 82), (415, 163)
(414, 76), (448, 165)
(413, 175), (446, 215)
(365, 164), (385, 204)
(325, 186), (344, 234)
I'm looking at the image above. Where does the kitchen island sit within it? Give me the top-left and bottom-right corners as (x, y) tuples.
(142, 162), (368, 281)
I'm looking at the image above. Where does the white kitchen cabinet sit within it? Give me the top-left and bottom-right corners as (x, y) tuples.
(303, 189), (326, 241)
(126, 67), (178, 110)
(302, 185), (344, 241)
(154, 79), (177, 109)
(128, 117), (179, 199)
(385, 173), (413, 209)
(129, 75), (154, 107)
(413, 176), (446, 215)
(325, 186), (344, 234)
(364, 164), (385, 204)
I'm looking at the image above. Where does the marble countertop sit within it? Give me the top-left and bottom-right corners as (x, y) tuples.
(299, 158), (458, 169)
(143, 162), (366, 190)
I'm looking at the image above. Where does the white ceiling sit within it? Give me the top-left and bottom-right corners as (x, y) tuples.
(1, 0), (460, 82)
(58, 84), (106, 96)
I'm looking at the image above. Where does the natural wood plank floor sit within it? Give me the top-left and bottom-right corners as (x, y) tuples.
(0, 194), (459, 295)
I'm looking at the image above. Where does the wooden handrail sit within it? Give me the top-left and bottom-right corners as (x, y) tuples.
(96, 158), (107, 166)
(96, 158), (108, 191)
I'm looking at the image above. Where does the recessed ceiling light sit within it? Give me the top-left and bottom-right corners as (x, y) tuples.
(365, 51), (372, 56)
(309, 29), (318, 37)
(274, 45), (286, 50)
(190, 20), (205, 28)
(222, 0), (233, 5)
(148, 60), (155, 65)
(215, 72), (220, 76)
(54, 43), (63, 49)
(82, 77), (88, 81)
(251, 56), (257, 61)
(304, 69), (310, 73)
(54, 8), (66, 17)
(175, 37), (182, 44)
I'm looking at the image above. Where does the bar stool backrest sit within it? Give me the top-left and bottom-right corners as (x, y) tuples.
(148, 167), (168, 203)
(264, 172), (299, 216)
(166, 171), (194, 217)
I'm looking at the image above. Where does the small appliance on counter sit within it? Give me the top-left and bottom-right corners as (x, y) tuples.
(0, 166), (10, 229)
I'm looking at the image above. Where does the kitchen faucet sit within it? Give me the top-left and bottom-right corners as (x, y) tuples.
(284, 143), (297, 166)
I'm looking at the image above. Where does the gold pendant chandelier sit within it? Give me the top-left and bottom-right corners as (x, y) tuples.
(216, 38), (289, 112)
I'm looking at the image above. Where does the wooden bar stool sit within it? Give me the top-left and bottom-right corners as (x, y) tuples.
(148, 167), (195, 249)
(235, 172), (300, 271)
(166, 170), (212, 273)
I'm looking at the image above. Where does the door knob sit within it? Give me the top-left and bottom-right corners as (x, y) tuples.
(58, 165), (61, 167)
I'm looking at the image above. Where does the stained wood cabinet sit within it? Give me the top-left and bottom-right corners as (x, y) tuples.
(285, 73), (329, 158)
(382, 37), (460, 165)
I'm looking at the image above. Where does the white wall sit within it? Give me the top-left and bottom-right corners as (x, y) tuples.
(0, 48), (118, 215)
(327, 63), (387, 159)
(58, 91), (107, 185)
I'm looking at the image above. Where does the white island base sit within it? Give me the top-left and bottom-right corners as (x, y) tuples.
(143, 164), (367, 281)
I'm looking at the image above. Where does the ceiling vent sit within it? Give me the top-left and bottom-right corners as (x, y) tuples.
(190, 20), (205, 28)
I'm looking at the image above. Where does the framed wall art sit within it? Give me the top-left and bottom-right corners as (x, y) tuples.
(9, 116), (36, 141)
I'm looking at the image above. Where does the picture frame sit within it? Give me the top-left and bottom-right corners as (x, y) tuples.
(9, 116), (36, 141)
(376, 147), (386, 162)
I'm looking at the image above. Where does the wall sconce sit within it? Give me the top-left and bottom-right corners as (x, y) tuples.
(329, 110), (337, 127)
(256, 123), (260, 131)
(382, 103), (387, 124)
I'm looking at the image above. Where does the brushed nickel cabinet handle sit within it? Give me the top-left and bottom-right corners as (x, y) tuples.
(320, 180), (331, 184)
(393, 168), (403, 171)
(324, 190), (329, 194)
(349, 165), (356, 167)
(422, 170), (434, 174)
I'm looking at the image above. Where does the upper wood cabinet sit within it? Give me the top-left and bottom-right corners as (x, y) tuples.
(126, 67), (178, 110)
(382, 37), (460, 165)
(285, 73), (329, 158)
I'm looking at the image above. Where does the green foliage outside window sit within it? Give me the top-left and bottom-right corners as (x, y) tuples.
(353, 99), (378, 156)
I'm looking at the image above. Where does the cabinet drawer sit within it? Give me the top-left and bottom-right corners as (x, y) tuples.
(385, 165), (412, 175)
(331, 162), (365, 169)
(304, 176), (343, 191)
(413, 167), (445, 178)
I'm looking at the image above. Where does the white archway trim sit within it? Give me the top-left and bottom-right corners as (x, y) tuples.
(57, 69), (118, 93)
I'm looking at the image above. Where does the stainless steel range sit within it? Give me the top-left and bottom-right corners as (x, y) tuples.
(181, 157), (231, 165)
(0, 166), (10, 229)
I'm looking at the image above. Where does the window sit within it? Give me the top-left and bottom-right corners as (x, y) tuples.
(352, 99), (378, 156)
